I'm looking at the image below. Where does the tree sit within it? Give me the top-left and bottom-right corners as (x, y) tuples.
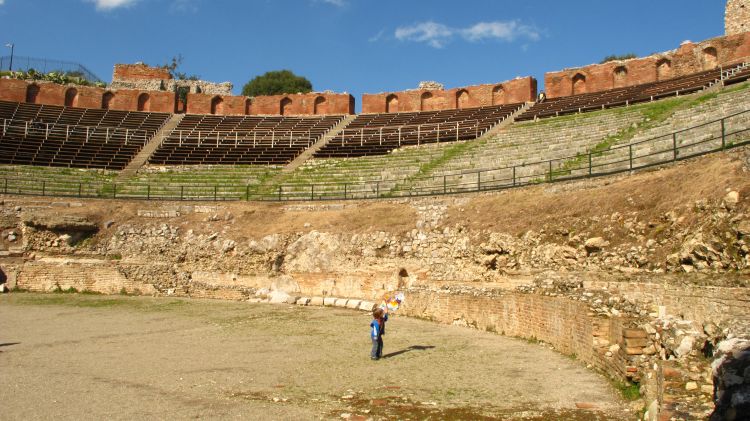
(600, 53), (637, 64)
(162, 54), (200, 81)
(242, 70), (313, 97)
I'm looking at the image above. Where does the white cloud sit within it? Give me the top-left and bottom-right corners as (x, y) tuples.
(321, 0), (346, 6)
(394, 20), (540, 49)
(85, 0), (139, 11)
(395, 21), (453, 49)
(170, 0), (198, 13)
(0, 0), (5, 5)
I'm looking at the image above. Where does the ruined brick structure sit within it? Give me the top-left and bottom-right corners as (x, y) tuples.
(249, 92), (355, 116)
(111, 63), (233, 96)
(361, 77), (536, 114)
(545, 33), (750, 98)
(726, 0), (750, 36)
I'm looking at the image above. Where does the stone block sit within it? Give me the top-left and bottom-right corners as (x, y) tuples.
(359, 301), (376, 312)
(334, 298), (348, 308)
(309, 297), (324, 306)
(624, 338), (650, 348)
(296, 297), (310, 306)
(345, 299), (362, 309)
(625, 347), (643, 355)
(623, 328), (648, 339)
(323, 297), (337, 306)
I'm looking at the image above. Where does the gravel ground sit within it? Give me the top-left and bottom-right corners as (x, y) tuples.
(0, 294), (635, 420)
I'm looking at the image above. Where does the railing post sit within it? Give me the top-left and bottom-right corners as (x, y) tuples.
(398, 128), (401, 147)
(78, 182), (81, 197)
(512, 166), (516, 186)
(436, 123), (440, 142)
(112, 183), (117, 199)
(5, 178), (8, 195)
(180, 185), (184, 201)
(443, 175), (447, 194)
(721, 118), (726, 149)
(147, 184), (151, 200)
(42, 180), (45, 196)
(278, 186), (282, 201)
(456, 122), (459, 142)
(376, 181), (380, 198)
(214, 185), (218, 201)
(311, 184), (314, 200)
(672, 133), (678, 161)
(477, 172), (481, 191)
(344, 183), (347, 200)
(548, 160), (552, 181)
(246, 185), (250, 201)
(588, 152), (592, 176)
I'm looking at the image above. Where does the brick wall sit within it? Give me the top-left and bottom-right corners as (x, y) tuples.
(15, 259), (156, 295)
(545, 33), (750, 98)
(113, 63), (172, 81)
(361, 77), (536, 114)
(726, 0), (750, 36)
(250, 92), (355, 116)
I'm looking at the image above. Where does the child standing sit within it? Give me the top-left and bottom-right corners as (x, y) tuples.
(370, 307), (389, 360)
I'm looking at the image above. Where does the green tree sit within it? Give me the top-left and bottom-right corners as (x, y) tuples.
(242, 70), (313, 97)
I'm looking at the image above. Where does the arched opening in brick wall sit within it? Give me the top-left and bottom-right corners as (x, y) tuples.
(656, 58), (672, 81)
(703, 47), (718, 70)
(64, 88), (79, 107)
(102, 92), (114, 110)
(245, 98), (252, 115)
(280, 97), (292, 116)
(386, 94), (399, 113)
(492, 85), (505, 105)
(456, 90), (470, 109)
(137, 93), (151, 112)
(25, 84), (40, 104)
(314, 96), (327, 115)
(210, 96), (224, 115)
(613, 66), (628, 89)
(420, 92), (434, 111)
(572, 73), (587, 95)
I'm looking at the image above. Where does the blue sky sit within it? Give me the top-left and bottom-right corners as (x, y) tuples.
(0, 0), (726, 110)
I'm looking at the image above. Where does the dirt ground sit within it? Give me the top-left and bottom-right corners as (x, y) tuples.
(0, 294), (634, 420)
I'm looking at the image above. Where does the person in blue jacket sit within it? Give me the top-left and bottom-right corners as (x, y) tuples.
(370, 307), (389, 360)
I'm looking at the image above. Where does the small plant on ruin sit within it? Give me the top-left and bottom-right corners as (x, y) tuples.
(601, 53), (637, 64)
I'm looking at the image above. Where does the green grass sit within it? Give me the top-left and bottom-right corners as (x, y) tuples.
(614, 381), (641, 401)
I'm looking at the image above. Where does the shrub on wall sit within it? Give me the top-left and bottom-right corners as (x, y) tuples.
(4, 68), (107, 88)
(242, 70), (313, 96)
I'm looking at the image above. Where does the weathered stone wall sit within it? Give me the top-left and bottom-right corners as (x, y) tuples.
(111, 63), (233, 96)
(726, 0), (750, 36)
(250, 92), (355, 116)
(362, 77), (536, 114)
(545, 33), (750, 98)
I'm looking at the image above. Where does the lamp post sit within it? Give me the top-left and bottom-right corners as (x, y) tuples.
(5, 43), (14, 71)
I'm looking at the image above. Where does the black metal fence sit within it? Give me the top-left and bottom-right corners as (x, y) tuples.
(1, 109), (749, 202)
(0, 55), (103, 83)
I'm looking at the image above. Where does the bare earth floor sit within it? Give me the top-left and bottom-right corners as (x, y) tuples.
(0, 294), (634, 420)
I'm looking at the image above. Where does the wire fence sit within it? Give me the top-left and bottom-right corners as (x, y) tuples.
(0, 55), (103, 83)
(1, 109), (749, 201)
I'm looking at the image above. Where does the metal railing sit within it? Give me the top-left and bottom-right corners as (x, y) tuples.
(0, 55), (103, 83)
(1, 109), (749, 202)
(1, 118), (153, 146)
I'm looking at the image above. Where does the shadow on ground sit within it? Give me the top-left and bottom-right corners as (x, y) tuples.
(382, 345), (435, 359)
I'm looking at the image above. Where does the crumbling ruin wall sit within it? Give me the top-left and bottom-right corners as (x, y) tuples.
(726, 0), (750, 36)
(545, 33), (750, 98)
(362, 77), (536, 114)
(111, 63), (233, 96)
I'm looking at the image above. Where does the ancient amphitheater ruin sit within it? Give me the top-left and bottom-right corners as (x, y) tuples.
(1, 1), (750, 420)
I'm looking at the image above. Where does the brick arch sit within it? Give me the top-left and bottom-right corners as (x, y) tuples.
(492, 85), (505, 105)
(280, 97), (292, 115)
(456, 89), (470, 109)
(420, 92), (434, 111)
(571, 73), (587, 95)
(613, 66), (628, 89)
(137, 93), (151, 112)
(702, 47), (718, 70)
(313, 96), (327, 115)
(210, 96), (224, 115)
(656, 58), (672, 81)
(26, 84), (40, 104)
(64, 88), (79, 107)
(245, 98), (252, 115)
(386, 94), (399, 113)
(102, 92), (115, 110)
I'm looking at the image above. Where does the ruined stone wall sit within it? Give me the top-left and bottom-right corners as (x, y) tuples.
(361, 77), (536, 114)
(726, 0), (750, 36)
(111, 63), (233, 96)
(545, 33), (750, 98)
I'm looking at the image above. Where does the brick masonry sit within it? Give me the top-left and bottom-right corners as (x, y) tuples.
(361, 77), (536, 114)
(545, 32), (750, 98)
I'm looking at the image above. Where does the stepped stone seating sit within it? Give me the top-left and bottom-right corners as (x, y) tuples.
(0, 165), (116, 197)
(516, 66), (738, 122)
(149, 114), (344, 166)
(584, 86), (750, 176)
(0, 100), (170, 170)
(314, 103), (523, 158)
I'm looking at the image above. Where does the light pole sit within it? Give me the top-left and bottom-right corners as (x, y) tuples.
(5, 43), (14, 71)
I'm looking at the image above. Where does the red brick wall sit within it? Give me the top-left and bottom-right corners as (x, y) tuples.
(545, 33), (750, 98)
(361, 77), (537, 114)
(250, 93), (354, 116)
(0, 78), (29, 102)
(113, 63), (171, 81)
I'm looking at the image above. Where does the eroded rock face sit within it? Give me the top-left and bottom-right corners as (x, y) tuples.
(284, 231), (343, 273)
(711, 339), (750, 420)
(22, 213), (98, 232)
